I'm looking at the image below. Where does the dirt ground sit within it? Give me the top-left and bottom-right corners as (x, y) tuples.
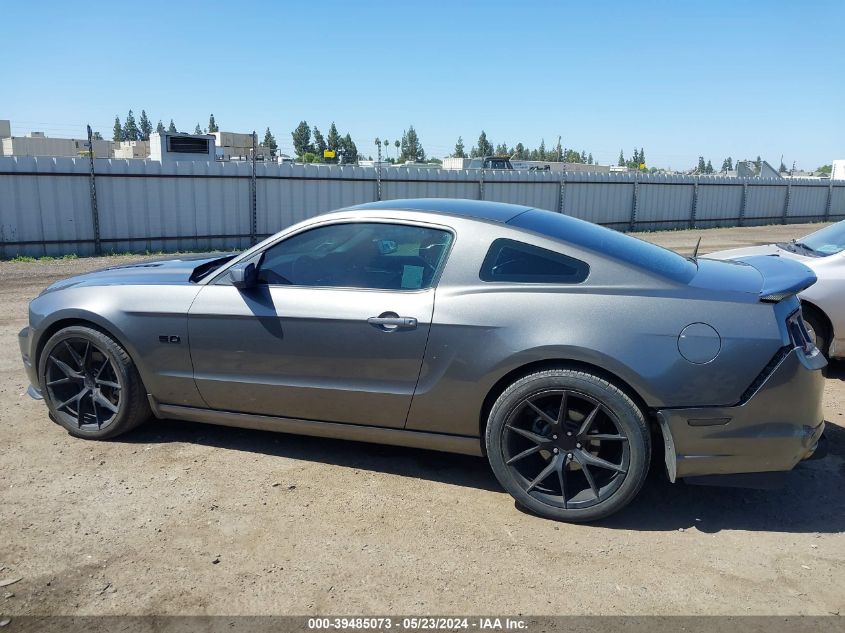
(0, 223), (843, 618)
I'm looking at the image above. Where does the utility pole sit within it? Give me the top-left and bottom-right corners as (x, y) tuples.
(86, 124), (101, 255)
(250, 131), (257, 245)
(374, 138), (382, 201)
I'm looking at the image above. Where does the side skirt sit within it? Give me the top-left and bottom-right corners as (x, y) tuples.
(155, 402), (484, 457)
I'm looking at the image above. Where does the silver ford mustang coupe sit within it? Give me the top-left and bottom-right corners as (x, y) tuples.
(19, 199), (827, 522)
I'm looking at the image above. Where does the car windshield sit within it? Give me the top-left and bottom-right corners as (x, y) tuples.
(509, 209), (698, 283)
(797, 221), (845, 256)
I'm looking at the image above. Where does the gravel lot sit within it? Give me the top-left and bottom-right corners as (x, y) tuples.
(1, 222), (843, 617)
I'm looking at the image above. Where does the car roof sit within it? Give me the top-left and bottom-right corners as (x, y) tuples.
(346, 198), (698, 284)
(348, 198), (532, 224)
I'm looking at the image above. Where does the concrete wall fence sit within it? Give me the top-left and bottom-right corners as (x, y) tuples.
(1, 156), (843, 258)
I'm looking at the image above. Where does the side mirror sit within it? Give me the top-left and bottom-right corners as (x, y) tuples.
(229, 262), (257, 289)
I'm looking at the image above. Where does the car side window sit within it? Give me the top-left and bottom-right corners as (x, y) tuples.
(480, 238), (589, 284)
(257, 222), (453, 290)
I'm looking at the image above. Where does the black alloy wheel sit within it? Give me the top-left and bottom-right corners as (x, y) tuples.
(44, 337), (122, 431)
(39, 325), (150, 439)
(503, 389), (630, 510)
(486, 369), (650, 522)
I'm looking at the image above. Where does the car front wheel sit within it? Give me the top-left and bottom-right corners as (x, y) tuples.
(38, 325), (150, 439)
(802, 305), (830, 359)
(486, 369), (650, 522)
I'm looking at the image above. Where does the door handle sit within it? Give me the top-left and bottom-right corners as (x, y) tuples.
(367, 314), (418, 331)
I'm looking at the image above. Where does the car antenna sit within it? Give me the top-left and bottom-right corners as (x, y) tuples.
(692, 236), (702, 259)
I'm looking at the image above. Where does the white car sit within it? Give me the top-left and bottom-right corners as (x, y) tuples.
(706, 220), (845, 359)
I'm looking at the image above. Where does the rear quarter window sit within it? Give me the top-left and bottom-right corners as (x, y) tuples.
(480, 239), (589, 284)
(509, 209), (697, 283)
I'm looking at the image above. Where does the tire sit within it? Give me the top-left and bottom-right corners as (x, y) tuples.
(486, 369), (650, 522)
(802, 305), (830, 359)
(38, 325), (150, 439)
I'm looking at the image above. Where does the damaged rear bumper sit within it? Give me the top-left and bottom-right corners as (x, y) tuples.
(657, 346), (826, 483)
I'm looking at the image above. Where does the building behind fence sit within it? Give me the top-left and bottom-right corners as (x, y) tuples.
(1, 155), (843, 258)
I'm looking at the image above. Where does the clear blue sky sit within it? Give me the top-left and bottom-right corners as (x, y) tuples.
(2, 0), (842, 169)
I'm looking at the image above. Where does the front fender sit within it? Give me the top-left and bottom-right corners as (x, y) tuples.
(28, 284), (206, 407)
(30, 306), (145, 378)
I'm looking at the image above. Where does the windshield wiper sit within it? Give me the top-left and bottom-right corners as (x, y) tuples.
(792, 241), (819, 255)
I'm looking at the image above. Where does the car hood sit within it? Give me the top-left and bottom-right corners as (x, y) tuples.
(40, 253), (235, 295)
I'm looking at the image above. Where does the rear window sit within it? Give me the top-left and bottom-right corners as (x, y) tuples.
(480, 239), (589, 284)
(509, 209), (697, 283)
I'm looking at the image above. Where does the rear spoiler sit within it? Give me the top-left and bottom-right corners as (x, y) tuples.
(738, 255), (818, 302)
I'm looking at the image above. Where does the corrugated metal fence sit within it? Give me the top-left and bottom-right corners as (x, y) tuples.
(1, 156), (843, 257)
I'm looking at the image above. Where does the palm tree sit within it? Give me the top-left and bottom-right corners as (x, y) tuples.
(394, 139), (400, 159)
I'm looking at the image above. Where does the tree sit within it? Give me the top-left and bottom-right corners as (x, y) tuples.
(754, 155), (762, 173)
(325, 122), (341, 163)
(639, 147), (645, 167)
(326, 122), (341, 151)
(400, 125), (425, 162)
(291, 121), (312, 158)
(816, 164), (832, 175)
(262, 128), (277, 156)
(706, 159), (714, 174)
(312, 127), (327, 156)
(721, 157), (733, 172)
(697, 156), (706, 173)
(112, 116), (124, 143)
(193, 124), (203, 135)
(562, 148), (581, 163)
(92, 131), (103, 140)
(138, 110), (152, 141)
(339, 133), (358, 164)
(618, 149), (625, 166)
(514, 143), (526, 159)
(167, 119), (177, 134)
(779, 161), (788, 173)
(587, 153), (594, 165)
(472, 131), (493, 158)
(208, 114), (219, 133)
(394, 139), (400, 158)
(494, 143), (509, 156)
(123, 110), (139, 141)
(155, 120), (166, 135)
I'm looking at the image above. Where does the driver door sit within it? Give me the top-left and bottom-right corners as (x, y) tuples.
(187, 220), (453, 428)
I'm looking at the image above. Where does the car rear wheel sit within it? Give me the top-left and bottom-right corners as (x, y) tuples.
(486, 369), (650, 522)
(38, 325), (150, 439)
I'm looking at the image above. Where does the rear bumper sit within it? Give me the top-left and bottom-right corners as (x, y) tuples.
(19, 326), (40, 388)
(657, 346), (826, 481)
